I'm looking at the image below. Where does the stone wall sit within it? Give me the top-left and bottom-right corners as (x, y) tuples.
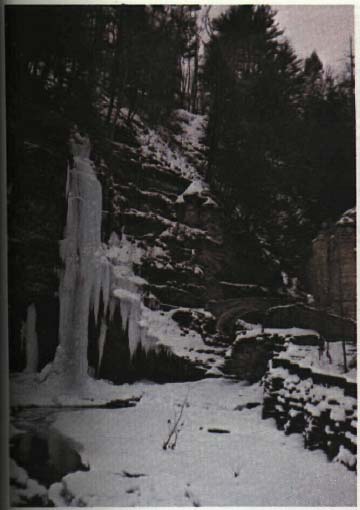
(307, 208), (356, 319)
(223, 332), (287, 382)
(263, 358), (357, 471)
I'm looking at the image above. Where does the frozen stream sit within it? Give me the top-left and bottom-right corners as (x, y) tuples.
(12, 378), (356, 507)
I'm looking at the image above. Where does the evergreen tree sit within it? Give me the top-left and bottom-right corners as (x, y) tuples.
(299, 52), (355, 222)
(203, 5), (303, 220)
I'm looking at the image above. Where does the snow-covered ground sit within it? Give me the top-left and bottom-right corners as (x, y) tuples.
(10, 372), (143, 408)
(42, 378), (356, 507)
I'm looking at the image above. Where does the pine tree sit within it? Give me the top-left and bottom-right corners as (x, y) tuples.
(203, 5), (303, 221)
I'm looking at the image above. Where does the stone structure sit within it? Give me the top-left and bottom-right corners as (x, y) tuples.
(264, 304), (356, 342)
(263, 358), (357, 471)
(307, 208), (356, 319)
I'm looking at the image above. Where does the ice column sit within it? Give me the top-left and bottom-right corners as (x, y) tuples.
(55, 129), (109, 386)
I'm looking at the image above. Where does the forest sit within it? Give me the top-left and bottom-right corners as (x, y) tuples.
(7, 5), (355, 276)
(6, 5), (357, 507)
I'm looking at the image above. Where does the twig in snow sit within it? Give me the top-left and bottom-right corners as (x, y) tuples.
(162, 391), (189, 450)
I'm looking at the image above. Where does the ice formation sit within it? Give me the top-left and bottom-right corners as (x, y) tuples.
(108, 231), (156, 357)
(54, 129), (111, 385)
(53, 128), (159, 385)
(23, 303), (39, 373)
(97, 320), (107, 375)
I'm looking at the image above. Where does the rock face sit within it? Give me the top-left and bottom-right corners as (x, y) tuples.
(307, 208), (356, 319)
(224, 332), (286, 382)
(100, 110), (283, 313)
(85, 109), (290, 381)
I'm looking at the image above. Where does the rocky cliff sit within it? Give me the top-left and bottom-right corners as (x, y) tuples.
(9, 108), (287, 381)
(307, 208), (356, 319)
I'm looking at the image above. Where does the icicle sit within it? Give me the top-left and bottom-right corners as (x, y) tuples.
(120, 298), (131, 333)
(109, 231), (120, 247)
(140, 326), (158, 354)
(24, 304), (39, 373)
(97, 319), (107, 374)
(101, 260), (111, 316)
(109, 298), (116, 322)
(128, 303), (141, 357)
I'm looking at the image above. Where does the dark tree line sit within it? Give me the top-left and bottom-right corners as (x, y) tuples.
(202, 5), (355, 274)
(6, 5), (201, 135)
(5, 4), (356, 297)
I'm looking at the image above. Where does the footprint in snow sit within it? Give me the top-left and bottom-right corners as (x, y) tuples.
(185, 486), (201, 507)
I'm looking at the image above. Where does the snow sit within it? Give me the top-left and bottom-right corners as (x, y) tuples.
(336, 207), (356, 226)
(176, 179), (209, 203)
(124, 207), (173, 227)
(23, 303), (39, 373)
(330, 407), (346, 422)
(159, 222), (217, 244)
(10, 371), (142, 408)
(46, 378), (356, 506)
(10, 459), (48, 506)
(141, 308), (225, 368)
(203, 196), (219, 207)
(234, 324), (319, 344)
(175, 178), (220, 210)
(136, 121), (199, 180)
(10, 459), (29, 487)
(173, 108), (207, 153)
(334, 446), (357, 469)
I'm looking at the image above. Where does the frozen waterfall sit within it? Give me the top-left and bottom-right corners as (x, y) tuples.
(54, 129), (111, 385)
(52, 128), (156, 387)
